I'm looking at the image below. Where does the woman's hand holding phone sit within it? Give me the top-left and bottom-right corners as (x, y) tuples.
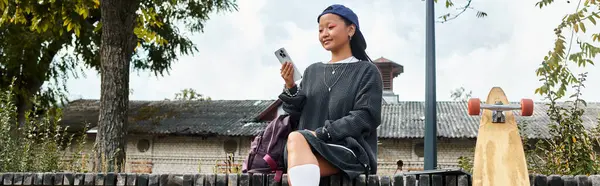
(281, 62), (296, 89)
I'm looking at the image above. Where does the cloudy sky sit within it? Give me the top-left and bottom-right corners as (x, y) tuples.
(65, 0), (600, 102)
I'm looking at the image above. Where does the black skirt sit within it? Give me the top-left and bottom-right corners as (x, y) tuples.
(283, 129), (368, 179)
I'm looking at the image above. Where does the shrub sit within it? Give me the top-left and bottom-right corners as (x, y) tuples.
(0, 83), (89, 172)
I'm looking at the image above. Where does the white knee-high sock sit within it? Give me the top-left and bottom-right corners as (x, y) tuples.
(288, 164), (320, 186)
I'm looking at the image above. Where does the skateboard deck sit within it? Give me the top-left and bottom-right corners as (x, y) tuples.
(469, 87), (533, 186)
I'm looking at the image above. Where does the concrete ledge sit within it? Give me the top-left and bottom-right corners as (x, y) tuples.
(1, 172), (599, 186)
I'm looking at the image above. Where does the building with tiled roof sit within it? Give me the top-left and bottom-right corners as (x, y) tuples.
(59, 57), (600, 175)
(61, 99), (279, 136)
(62, 99), (600, 139)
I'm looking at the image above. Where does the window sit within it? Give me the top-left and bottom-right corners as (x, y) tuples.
(223, 139), (238, 153)
(137, 139), (151, 153)
(414, 142), (424, 158)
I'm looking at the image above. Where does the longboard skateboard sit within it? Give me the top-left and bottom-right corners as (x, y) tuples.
(468, 87), (533, 186)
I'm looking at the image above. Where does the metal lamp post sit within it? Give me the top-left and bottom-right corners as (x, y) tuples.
(424, 0), (438, 170)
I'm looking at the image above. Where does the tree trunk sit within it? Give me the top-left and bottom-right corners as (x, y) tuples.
(95, 0), (139, 172)
(14, 40), (61, 128)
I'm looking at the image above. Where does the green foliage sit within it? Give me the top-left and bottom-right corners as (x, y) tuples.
(534, 0), (597, 97)
(0, 0), (238, 124)
(530, 0), (600, 175)
(457, 156), (473, 174)
(131, 0), (238, 76)
(434, 0), (488, 23)
(213, 153), (241, 174)
(1, 0), (238, 74)
(528, 73), (600, 175)
(0, 81), (88, 172)
(173, 88), (211, 101)
(0, 0), (82, 125)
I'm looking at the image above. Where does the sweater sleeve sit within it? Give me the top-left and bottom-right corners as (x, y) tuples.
(278, 82), (306, 118)
(315, 65), (383, 142)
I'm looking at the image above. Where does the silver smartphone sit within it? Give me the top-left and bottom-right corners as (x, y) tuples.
(274, 47), (302, 82)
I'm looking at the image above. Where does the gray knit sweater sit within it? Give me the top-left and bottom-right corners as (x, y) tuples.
(278, 59), (383, 174)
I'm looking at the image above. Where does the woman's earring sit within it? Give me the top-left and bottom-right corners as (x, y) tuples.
(349, 35), (352, 40)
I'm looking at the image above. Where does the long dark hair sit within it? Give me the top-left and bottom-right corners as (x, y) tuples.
(341, 18), (372, 62)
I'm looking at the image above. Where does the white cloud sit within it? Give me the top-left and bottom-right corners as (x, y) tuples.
(66, 0), (600, 103)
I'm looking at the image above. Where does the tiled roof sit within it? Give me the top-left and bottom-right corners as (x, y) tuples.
(60, 99), (277, 136)
(60, 99), (600, 139)
(374, 57), (394, 63)
(377, 101), (600, 139)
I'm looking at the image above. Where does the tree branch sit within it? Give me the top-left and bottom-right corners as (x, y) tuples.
(437, 0), (487, 23)
(564, 0), (584, 65)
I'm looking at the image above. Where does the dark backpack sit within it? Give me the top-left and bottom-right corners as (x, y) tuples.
(242, 114), (295, 182)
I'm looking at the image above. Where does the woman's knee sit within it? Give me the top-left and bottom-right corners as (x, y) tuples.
(286, 131), (307, 149)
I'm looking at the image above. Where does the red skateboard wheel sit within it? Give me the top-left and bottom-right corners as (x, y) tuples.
(520, 99), (534, 116)
(468, 98), (481, 115)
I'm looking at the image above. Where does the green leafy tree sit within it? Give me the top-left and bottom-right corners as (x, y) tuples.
(534, 0), (597, 97)
(0, 0), (237, 130)
(1, 0), (238, 172)
(94, 0), (237, 172)
(530, 0), (600, 175)
(0, 0), (88, 127)
(94, 0), (139, 173)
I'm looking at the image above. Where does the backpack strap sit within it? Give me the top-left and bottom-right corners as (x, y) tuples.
(275, 170), (283, 182)
(263, 154), (283, 182)
(263, 154), (278, 171)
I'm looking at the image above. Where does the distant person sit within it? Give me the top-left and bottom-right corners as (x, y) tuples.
(394, 160), (406, 174)
(279, 4), (383, 186)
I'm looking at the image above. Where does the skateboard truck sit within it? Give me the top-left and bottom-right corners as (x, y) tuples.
(468, 98), (534, 123)
(491, 101), (507, 123)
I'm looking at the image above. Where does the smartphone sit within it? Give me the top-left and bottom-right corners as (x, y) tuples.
(274, 47), (302, 82)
